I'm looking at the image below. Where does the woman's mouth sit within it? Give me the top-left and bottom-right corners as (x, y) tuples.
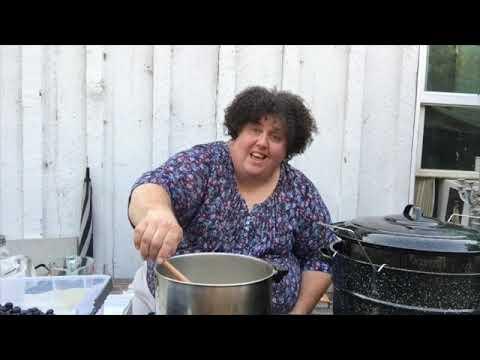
(250, 152), (267, 161)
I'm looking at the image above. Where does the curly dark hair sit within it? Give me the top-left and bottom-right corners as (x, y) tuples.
(224, 86), (317, 160)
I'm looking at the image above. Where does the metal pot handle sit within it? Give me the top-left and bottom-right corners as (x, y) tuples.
(272, 267), (288, 283)
(317, 222), (379, 273)
(319, 247), (335, 266)
(318, 220), (360, 241)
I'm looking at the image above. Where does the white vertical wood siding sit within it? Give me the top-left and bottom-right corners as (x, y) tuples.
(357, 46), (419, 217)
(85, 45), (109, 274)
(21, 45), (44, 239)
(0, 46), (23, 239)
(0, 45), (420, 278)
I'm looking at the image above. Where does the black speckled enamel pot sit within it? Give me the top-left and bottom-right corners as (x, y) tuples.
(321, 240), (480, 315)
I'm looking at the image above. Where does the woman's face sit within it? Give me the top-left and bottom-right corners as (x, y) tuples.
(230, 115), (288, 182)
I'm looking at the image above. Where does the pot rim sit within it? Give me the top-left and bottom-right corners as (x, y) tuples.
(339, 233), (480, 255)
(333, 206), (480, 253)
(154, 252), (278, 287)
(330, 240), (480, 277)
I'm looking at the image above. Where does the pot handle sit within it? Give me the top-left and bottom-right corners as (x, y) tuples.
(403, 204), (424, 221)
(318, 220), (360, 241)
(319, 247), (333, 266)
(272, 267), (288, 283)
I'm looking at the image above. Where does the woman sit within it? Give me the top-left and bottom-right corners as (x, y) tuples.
(128, 86), (336, 314)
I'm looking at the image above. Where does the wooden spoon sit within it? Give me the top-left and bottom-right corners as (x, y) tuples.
(162, 260), (191, 283)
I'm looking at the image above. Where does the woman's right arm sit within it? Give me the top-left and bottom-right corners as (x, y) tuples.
(128, 144), (212, 263)
(129, 183), (183, 264)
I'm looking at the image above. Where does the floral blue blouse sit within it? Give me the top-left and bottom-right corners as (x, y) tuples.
(129, 141), (335, 314)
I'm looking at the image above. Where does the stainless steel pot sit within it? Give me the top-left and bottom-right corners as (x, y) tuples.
(154, 252), (287, 315)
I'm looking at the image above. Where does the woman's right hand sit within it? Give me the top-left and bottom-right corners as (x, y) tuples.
(133, 207), (183, 264)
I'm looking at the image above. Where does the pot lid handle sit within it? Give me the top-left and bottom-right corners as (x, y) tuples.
(403, 204), (423, 221)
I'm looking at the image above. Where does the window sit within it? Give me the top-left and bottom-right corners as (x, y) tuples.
(415, 45), (480, 179)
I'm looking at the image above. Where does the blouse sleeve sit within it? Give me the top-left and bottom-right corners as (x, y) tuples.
(128, 144), (211, 228)
(293, 180), (336, 273)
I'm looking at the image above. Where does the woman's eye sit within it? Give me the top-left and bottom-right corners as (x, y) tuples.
(251, 128), (262, 134)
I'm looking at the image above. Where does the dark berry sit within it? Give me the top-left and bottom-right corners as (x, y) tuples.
(12, 306), (21, 314)
(148, 312), (156, 315)
(4, 302), (13, 310)
(46, 309), (54, 315)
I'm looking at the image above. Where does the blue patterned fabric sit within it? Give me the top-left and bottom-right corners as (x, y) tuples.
(129, 141), (335, 314)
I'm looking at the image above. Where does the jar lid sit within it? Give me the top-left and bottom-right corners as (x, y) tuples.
(337, 205), (480, 253)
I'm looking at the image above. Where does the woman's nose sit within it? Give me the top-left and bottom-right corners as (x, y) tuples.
(256, 132), (268, 147)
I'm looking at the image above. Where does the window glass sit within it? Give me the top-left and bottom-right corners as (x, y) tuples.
(426, 45), (480, 94)
(422, 105), (480, 171)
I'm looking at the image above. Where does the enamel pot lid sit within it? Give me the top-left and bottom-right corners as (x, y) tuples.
(336, 205), (480, 254)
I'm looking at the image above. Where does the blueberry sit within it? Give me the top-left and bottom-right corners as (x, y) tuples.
(4, 302), (13, 310)
(148, 312), (156, 315)
(46, 309), (54, 315)
(12, 306), (21, 314)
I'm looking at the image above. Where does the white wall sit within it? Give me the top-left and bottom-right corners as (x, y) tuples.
(0, 45), (420, 279)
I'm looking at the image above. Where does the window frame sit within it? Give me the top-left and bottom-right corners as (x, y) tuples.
(414, 45), (480, 180)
